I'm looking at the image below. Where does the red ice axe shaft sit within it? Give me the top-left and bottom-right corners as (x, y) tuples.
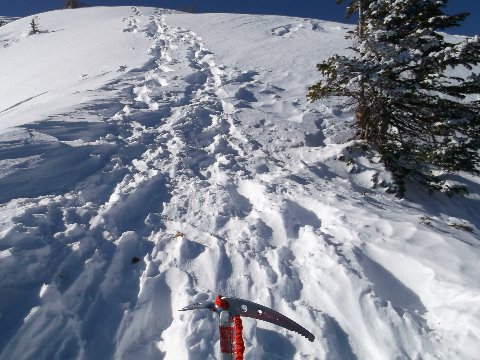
(218, 312), (245, 359)
(179, 295), (314, 359)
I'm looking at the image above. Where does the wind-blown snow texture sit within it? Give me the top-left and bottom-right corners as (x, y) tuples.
(0, 7), (479, 360)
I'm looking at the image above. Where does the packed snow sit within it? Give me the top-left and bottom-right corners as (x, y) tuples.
(0, 6), (479, 360)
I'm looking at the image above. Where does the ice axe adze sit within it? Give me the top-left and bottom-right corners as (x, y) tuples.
(179, 295), (314, 359)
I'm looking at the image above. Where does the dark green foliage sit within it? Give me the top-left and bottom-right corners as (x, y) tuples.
(64, 0), (86, 9)
(308, 0), (480, 195)
(29, 17), (40, 34)
(336, 0), (358, 18)
(65, 0), (78, 8)
(448, 222), (474, 232)
(181, 5), (197, 13)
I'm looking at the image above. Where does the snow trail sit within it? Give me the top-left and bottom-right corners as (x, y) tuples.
(0, 7), (479, 360)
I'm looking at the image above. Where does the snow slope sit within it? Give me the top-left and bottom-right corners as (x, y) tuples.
(0, 7), (479, 360)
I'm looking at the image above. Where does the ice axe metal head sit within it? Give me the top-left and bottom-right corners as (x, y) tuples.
(179, 300), (215, 312)
(179, 295), (315, 342)
(224, 296), (315, 342)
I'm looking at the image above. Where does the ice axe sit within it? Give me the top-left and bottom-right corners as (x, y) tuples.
(179, 295), (314, 359)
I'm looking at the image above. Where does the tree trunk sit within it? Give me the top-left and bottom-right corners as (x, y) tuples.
(356, 0), (367, 139)
(358, 0), (365, 39)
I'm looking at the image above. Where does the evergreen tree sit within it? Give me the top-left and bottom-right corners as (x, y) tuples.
(64, 0), (81, 9)
(335, 0), (367, 37)
(309, 0), (480, 194)
(29, 17), (40, 35)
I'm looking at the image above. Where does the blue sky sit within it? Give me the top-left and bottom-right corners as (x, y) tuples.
(3, 0), (479, 36)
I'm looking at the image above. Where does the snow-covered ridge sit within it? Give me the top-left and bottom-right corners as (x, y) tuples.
(0, 16), (19, 26)
(0, 6), (479, 360)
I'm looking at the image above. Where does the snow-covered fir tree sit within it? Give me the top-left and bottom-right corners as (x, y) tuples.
(309, 0), (480, 194)
(64, 0), (83, 9)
